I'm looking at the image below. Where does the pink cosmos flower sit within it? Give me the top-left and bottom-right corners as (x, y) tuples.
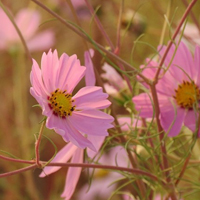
(30, 49), (113, 150)
(40, 135), (105, 200)
(132, 42), (200, 137)
(0, 8), (55, 51)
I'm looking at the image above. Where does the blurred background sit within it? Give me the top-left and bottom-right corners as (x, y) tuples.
(0, 0), (200, 199)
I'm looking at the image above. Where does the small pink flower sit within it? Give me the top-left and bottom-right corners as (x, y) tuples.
(133, 42), (200, 137)
(30, 49), (113, 150)
(0, 8), (55, 51)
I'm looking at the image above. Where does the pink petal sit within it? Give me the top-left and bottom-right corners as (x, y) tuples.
(101, 63), (124, 90)
(194, 45), (200, 85)
(15, 9), (40, 40)
(63, 120), (96, 151)
(73, 86), (111, 109)
(61, 148), (84, 199)
(159, 42), (194, 82)
(184, 110), (199, 133)
(86, 135), (105, 158)
(132, 93), (154, 118)
(69, 109), (113, 136)
(27, 30), (55, 51)
(160, 105), (186, 137)
(30, 59), (48, 97)
(84, 49), (96, 86)
(39, 142), (78, 177)
(55, 54), (85, 93)
(41, 50), (59, 92)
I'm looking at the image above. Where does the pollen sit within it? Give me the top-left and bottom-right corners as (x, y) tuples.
(173, 81), (200, 109)
(48, 89), (75, 118)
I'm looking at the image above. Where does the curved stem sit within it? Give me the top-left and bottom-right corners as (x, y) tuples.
(35, 119), (46, 167)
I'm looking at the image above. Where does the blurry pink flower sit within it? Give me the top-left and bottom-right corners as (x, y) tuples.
(0, 8), (55, 51)
(182, 23), (200, 48)
(133, 42), (200, 136)
(30, 49), (113, 150)
(77, 146), (129, 200)
(101, 63), (128, 97)
(40, 135), (105, 200)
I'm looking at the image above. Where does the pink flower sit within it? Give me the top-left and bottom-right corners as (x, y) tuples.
(30, 49), (113, 150)
(133, 42), (200, 137)
(40, 135), (105, 200)
(0, 8), (55, 51)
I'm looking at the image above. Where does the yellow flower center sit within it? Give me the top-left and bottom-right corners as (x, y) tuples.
(94, 169), (109, 179)
(48, 89), (75, 118)
(173, 81), (200, 109)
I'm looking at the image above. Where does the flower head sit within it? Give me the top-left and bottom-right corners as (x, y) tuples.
(30, 49), (113, 150)
(0, 8), (55, 51)
(133, 42), (200, 136)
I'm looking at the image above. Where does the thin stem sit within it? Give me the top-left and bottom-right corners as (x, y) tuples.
(65, 0), (89, 51)
(150, 86), (177, 200)
(116, 0), (124, 53)
(46, 162), (166, 187)
(0, 155), (35, 164)
(0, 164), (37, 178)
(154, 0), (198, 81)
(35, 120), (46, 167)
(175, 154), (191, 186)
(181, 0), (200, 32)
(0, 155), (167, 188)
(84, 0), (115, 51)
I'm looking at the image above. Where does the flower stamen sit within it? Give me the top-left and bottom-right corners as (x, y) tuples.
(173, 81), (200, 109)
(48, 89), (75, 118)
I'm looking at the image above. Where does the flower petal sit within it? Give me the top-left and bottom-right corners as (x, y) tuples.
(160, 104), (186, 137)
(69, 110), (113, 136)
(39, 142), (78, 177)
(84, 49), (96, 86)
(55, 54), (85, 93)
(184, 110), (199, 133)
(41, 50), (59, 92)
(73, 86), (111, 109)
(61, 148), (84, 200)
(86, 135), (105, 158)
(63, 121), (96, 151)
(27, 30), (55, 52)
(132, 93), (154, 118)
